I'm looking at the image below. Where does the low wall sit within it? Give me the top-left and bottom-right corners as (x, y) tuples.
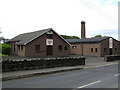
(2, 56), (85, 72)
(104, 55), (120, 62)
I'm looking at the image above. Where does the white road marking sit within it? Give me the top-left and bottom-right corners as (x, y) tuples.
(78, 80), (101, 88)
(115, 74), (120, 76)
(85, 63), (117, 69)
(95, 63), (117, 68)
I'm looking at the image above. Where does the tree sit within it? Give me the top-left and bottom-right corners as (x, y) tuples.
(61, 35), (80, 39)
(0, 43), (11, 55)
(92, 35), (102, 38)
(92, 35), (109, 38)
(0, 37), (9, 43)
(103, 36), (109, 37)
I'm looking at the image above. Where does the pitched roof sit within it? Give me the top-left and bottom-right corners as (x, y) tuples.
(66, 37), (109, 44)
(8, 28), (70, 45)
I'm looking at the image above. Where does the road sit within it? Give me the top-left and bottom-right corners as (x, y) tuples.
(2, 63), (119, 88)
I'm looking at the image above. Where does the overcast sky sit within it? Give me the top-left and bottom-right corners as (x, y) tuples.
(0, 0), (119, 40)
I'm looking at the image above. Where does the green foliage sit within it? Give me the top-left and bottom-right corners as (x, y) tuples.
(92, 35), (109, 38)
(0, 53), (8, 57)
(93, 35), (102, 38)
(61, 35), (80, 39)
(103, 36), (109, 37)
(0, 43), (11, 55)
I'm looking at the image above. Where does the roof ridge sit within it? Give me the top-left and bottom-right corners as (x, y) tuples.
(66, 37), (109, 40)
(18, 28), (51, 36)
(7, 28), (52, 44)
(66, 37), (110, 43)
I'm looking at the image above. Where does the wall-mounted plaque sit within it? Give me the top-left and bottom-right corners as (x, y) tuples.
(46, 39), (53, 45)
(109, 38), (113, 48)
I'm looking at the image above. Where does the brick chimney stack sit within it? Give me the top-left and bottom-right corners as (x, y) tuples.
(81, 21), (86, 39)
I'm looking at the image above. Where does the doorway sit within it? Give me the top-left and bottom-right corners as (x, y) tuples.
(46, 46), (53, 55)
(109, 48), (112, 55)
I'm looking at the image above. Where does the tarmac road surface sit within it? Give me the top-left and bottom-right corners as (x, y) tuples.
(2, 63), (119, 88)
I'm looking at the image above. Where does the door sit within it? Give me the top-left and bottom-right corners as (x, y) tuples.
(46, 46), (53, 55)
(109, 49), (112, 55)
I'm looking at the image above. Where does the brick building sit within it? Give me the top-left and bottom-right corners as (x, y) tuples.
(66, 37), (120, 56)
(66, 21), (120, 56)
(7, 28), (70, 57)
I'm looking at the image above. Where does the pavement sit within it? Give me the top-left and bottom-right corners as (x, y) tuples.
(2, 56), (118, 81)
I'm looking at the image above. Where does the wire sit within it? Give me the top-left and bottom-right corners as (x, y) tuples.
(79, 0), (117, 25)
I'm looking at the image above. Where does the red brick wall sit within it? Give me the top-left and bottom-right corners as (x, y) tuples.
(18, 46), (26, 56)
(25, 31), (69, 57)
(100, 38), (109, 56)
(52, 33), (70, 56)
(100, 38), (120, 56)
(113, 39), (119, 55)
(25, 34), (46, 57)
(118, 41), (120, 55)
(70, 43), (101, 56)
(9, 42), (18, 55)
(83, 43), (100, 56)
(69, 44), (82, 55)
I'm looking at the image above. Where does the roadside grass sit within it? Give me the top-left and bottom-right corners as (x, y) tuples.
(0, 53), (8, 57)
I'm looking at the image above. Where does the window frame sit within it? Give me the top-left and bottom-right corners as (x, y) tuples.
(18, 46), (20, 51)
(14, 44), (15, 52)
(21, 45), (23, 51)
(104, 48), (106, 53)
(95, 48), (97, 53)
(58, 45), (62, 51)
(72, 46), (77, 49)
(115, 48), (117, 52)
(91, 48), (93, 52)
(46, 34), (53, 39)
(64, 46), (68, 51)
(35, 45), (40, 52)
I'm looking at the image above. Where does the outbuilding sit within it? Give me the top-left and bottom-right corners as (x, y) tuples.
(66, 37), (120, 56)
(66, 21), (120, 56)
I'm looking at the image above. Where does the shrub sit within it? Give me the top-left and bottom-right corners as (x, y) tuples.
(0, 43), (11, 55)
(0, 53), (8, 57)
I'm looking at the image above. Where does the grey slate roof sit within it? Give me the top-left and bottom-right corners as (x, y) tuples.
(8, 28), (70, 45)
(66, 37), (109, 44)
(8, 28), (50, 45)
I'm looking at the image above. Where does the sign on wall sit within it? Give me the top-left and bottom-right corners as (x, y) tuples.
(109, 38), (113, 48)
(46, 39), (53, 45)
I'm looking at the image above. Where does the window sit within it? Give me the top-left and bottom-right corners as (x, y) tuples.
(58, 45), (62, 51)
(21, 45), (23, 51)
(47, 34), (53, 39)
(35, 45), (40, 51)
(104, 48), (107, 53)
(106, 48), (107, 52)
(72, 46), (77, 49)
(91, 48), (93, 52)
(64, 46), (67, 50)
(18, 46), (20, 51)
(95, 48), (97, 52)
(104, 48), (106, 52)
(14, 45), (15, 52)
